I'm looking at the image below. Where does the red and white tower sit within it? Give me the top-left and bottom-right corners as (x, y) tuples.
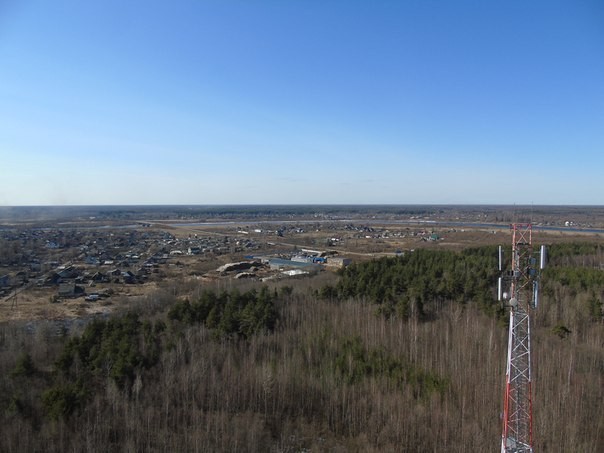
(498, 223), (545, 453)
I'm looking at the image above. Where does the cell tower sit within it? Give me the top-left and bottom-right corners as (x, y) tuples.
(497, 223), (546, 453)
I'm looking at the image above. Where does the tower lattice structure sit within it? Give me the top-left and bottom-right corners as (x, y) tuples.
(500, 223), (542, 453)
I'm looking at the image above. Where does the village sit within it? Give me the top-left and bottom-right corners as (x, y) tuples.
(0, 220), (361, 321)
(2, 203), (604, 322)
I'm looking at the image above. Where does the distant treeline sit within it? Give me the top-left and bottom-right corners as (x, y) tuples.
(6, 204), (600, 222)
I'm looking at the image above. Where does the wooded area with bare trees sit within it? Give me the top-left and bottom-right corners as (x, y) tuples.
(1, 243), (602, 452)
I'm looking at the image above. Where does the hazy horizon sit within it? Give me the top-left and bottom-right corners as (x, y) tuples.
(2, 202), (604, 208)
(1, 1), (603, 205)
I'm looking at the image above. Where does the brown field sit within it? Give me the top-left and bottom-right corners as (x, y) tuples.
(2, 205), (604, 323)
(1, 206), (603, 452)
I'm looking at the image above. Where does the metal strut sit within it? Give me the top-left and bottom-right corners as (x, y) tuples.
(500, 223), (543, 453)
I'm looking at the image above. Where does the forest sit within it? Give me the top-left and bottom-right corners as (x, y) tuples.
(1, 242), (602, 452)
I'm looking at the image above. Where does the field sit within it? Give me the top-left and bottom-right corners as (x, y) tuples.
(0, 205), (603, 451)
(2, 205), (603, 323)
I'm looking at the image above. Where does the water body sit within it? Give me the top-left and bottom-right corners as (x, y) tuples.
(168, 219), (604, 234)
(168, 221), (239, 227)
(30, 224), (142, 231)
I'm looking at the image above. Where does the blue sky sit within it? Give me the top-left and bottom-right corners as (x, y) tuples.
(1, 0), (603, 205)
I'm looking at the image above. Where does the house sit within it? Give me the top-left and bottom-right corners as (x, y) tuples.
(58, 282), (75, 297)
(292, 255), (313, 263)
(57, 266), (79, 279)
(282, 269), (309, 277)
(0, 274), (10, 288)
(91, 272), (109, 283)
(43, 273), (62, 286)
(268, 258), (318, 271)
(326, 257), (352, 268)
(149, 254), (168, 264)
(15, 271), (28, 285)
(58, 282), (84, 298)
(121, 271), (137, 284)
(85, 256), (100, 266)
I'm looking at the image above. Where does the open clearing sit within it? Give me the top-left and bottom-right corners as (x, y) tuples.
(2, 205), (604, 323)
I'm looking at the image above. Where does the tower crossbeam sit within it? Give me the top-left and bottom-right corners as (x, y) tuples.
(499, 224), (544, 453)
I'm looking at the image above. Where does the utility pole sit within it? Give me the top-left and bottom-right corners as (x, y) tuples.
(498, 223), (546, 453)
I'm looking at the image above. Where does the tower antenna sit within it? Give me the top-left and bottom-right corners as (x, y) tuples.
(498, 223), (546, 452)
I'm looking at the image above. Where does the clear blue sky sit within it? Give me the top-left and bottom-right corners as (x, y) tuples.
(1, 0), (603, 205)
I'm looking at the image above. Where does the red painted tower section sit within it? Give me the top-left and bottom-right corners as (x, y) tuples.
(500, 223), (543, 453)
